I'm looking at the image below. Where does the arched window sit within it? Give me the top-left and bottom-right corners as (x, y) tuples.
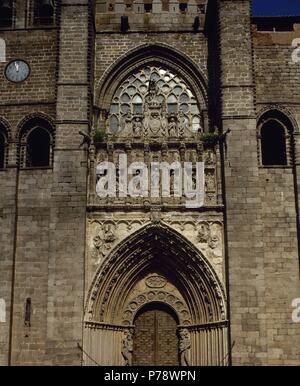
(261, 120), (287, 166)
(19, 116), (54, 168)
(258, 110), (294, 167)
(26, 127), (51, 167)
(0, 129), (7, 169)
(33, 0), (55, 26)
(107, 64), (202, 137)
(0, 0), (14, 28)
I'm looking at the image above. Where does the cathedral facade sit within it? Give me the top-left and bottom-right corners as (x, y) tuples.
(0, 0), (300, 366)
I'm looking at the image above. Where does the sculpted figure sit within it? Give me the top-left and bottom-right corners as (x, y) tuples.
(205, 172), (215, 191)
(103, 224), (116, 243)
(205, 149), (214, 165)
(144, 80), (158, 109)
(179, 329), (191, 366)
(178, 110), (188, 137)
(198, 223), (210, 243)
(124, 111), (132, 134)
(143, 110), (150, 136)
(121, 330), (133, 366)
(91, 235), (104, 265)
(168, 117), (177, 137)
(161, 111), (168, 136)
(132, 117), (143, 136)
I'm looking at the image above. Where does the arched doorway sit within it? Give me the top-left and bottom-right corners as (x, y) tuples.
(84, 223), (228, 366)
(132, 302), (179, 366)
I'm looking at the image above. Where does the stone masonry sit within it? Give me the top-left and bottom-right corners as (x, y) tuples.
(0, 0), (300, 365)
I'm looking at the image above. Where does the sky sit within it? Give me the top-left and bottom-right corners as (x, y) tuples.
(252, 0), (300, 16)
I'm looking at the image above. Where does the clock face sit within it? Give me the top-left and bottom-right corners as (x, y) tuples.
(5, 60), (30, 83)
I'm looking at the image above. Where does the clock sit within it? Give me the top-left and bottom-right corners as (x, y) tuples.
(5, 60), (30, 83)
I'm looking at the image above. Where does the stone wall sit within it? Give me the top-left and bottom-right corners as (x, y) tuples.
(0, 0), (300, 366)
(217, 0), (266, 365)
(0, 27), (56, 367)
(0, 0), (90, 365)
(252, 24), (300, 365)
(218, 2), (300, 365)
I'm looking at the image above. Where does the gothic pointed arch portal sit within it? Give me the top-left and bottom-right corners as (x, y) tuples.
(83, 223), (229, 366)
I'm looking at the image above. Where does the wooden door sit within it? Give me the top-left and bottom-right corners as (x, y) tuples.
(132, 303), (179, 366)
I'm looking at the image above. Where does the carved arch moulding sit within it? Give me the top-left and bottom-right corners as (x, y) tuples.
(96, 43), (208, 110)
(257, 104), (299, 134)
(85, 222), (227, 328)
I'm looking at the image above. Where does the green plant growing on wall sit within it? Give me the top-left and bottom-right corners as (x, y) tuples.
(93, 129), (107, 144)
(201, 132), (219, 147)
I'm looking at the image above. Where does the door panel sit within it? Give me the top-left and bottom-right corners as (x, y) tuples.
(132, 303), (179, 366)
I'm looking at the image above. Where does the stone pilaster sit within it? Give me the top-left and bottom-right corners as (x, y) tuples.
(218, 0), (266, 365)
(45, 0), (91, 365)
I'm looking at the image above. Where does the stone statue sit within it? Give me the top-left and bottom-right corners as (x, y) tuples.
(205, 172), (215, 191)
(178, 110), (188, 137)
(168, 117), (177, 137)
(121, 330), (133, 366)
(198, 223), (210, 243)
(179, 328), (191, 366)
(208, 234), (220, 250)
(132, 116), (143, 137)
(124, 111), (132, 134)
(205, 149), (214, 165)
(92, 235), (104, 265)
(161, 110), (168, 136)
(103, 224), (116, 243)
(144, 80), (159, 110)
(143, 109), (150, 136)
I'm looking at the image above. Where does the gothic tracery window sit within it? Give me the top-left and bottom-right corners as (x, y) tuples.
(108, 65), (202, 137)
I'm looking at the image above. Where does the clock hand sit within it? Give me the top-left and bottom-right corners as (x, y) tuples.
(15, 62), (19, 73)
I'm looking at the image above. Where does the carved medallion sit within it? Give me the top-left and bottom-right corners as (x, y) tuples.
(145, 275), (167, 288)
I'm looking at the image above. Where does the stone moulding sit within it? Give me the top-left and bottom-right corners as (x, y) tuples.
(85, 222), (227, 327)
(96, 43), (208, 114)
(121, 288), (191, 326)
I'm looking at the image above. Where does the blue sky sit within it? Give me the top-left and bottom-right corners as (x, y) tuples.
(252, 0), (300, 16)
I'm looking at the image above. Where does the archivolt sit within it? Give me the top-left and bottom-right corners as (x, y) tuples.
(96, 43), (208, 112)
(16, 112), (55, 141)
(257, 104), (299, 133)
(86, 222), (227, 326)
(0, 117), (12, 141)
